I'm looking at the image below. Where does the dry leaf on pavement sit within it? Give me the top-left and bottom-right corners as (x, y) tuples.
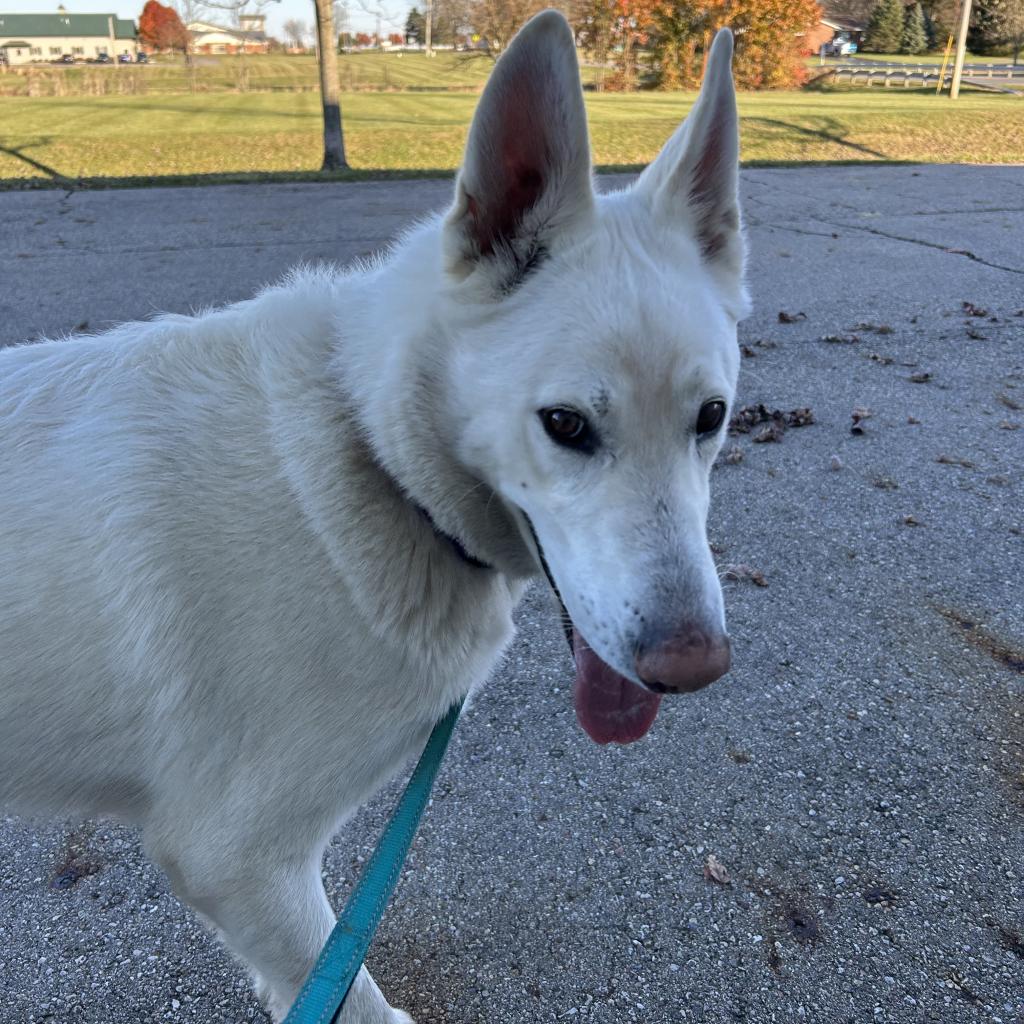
(723, 564), (769, 587)
(704, 854), (731, 885)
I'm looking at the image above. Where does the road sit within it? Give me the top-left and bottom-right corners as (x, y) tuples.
(1, 167), (1022, 1024)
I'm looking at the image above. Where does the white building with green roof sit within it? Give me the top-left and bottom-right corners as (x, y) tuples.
(0, 11), (138, 65)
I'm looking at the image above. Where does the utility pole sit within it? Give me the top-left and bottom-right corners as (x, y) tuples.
(314, 0), (347, 169)
(425, 0), (432, 56)
(949, 0), (973, 99)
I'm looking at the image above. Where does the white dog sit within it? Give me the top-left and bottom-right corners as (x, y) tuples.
(0, 12), (747, 1022)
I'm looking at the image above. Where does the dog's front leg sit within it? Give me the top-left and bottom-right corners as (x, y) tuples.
(335, 967), (415, 1024)
(266, 962), (414, 1024)
(151, 842), (413, 1023)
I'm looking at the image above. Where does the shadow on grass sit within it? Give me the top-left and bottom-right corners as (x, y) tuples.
(0, 140), (76, 187)
(0, 159), (926, 193)
(743, 116), (891, 160)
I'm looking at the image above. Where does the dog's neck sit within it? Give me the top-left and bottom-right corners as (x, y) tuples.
(331, 220), (538, 582)
(413, 500), (492, 571)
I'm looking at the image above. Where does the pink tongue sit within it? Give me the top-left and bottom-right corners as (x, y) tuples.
(572, 629), (662, 744)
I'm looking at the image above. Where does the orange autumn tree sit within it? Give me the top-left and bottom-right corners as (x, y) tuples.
(138, 0), (189, 53)
(574, 0), (821, 89)
(723, 0), (821, 88)
(649, 0), (713, 88)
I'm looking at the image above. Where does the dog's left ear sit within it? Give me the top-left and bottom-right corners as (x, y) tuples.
(634, 29), (747, 308)
(443, 10), (594, 292)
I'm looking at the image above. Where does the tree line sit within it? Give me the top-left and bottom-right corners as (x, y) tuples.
(406, 0), (820, 88)
(838, 0), (1022, 60)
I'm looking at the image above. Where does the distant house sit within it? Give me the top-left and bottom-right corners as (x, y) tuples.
(802, 0), (868, 55)
(0, 11), (137, 64)
(187, 15), (269, 55)
(805, 4), (868, 54)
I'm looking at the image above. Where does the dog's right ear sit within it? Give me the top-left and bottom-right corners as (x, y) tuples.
(443, 10), (594, 293)
(633, 29), (747, 316)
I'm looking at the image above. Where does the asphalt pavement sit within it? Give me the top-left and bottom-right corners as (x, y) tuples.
(1, 166), (1022, 1024)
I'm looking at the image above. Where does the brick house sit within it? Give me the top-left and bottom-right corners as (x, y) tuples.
(187, 14), (270, 55)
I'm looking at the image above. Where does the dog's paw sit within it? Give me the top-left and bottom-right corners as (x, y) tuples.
(391, 1011), (416, 1024)
(255, 978), (296, 1024)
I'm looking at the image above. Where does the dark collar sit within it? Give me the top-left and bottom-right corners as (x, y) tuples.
(414, 500), (574, 656)
(414, 503), (492, 571)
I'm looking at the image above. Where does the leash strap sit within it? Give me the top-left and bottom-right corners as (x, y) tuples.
(282, 700), (464, 1024)
(284, 513), (572, 1024)
(523, 514), (575, 653)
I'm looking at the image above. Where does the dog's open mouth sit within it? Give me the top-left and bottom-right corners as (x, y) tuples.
(572, 630), (661, 745)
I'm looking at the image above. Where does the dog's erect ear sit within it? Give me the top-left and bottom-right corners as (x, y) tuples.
(443, 10), (594, 291)
(635, 29), (745, 288)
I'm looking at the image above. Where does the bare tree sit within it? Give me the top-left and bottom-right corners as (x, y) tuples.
(283, 17), (308, 48)
(349, 0), (409, 40)
(314, 0), (347, 169)
(333, 0), (350, 42)
(456, 0), (546, 53)
(185, 0), (350, 172)
(173, 0), (207, 62)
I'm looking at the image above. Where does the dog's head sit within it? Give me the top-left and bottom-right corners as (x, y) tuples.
(441, 12), (748, 743)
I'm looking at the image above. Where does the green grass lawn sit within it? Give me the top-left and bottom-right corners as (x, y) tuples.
(5, 50), (1015, 100)
(0, 51), (605, 97)
(2, 89), (1021, 186)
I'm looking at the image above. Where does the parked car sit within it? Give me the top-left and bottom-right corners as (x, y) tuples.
(824, 34), (858, 57)
(88, 52), (112, 63)
(118, 53), (132, 63)
(136, 52), (149, 63)
(58, 53), (75, 64)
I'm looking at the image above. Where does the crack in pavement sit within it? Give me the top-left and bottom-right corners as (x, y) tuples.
(745, 216), (839, 239)
(744, 173), (1024, 221)
(833, 221), (1024, 275)
(2, 236), (383, 260)
(754, 216), (1024, 275)
(894, 206), (1024, 217)
(748, 220), (841, 240)
(743, 173), (875, 214)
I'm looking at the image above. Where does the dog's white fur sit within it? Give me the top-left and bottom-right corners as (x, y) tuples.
(0, 13), (747, 1022)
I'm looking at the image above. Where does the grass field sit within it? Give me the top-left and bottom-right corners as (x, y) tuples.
(0, 52), (606, 97)
(4, 50), (1015, 99)
(2, 89), (1022, 186)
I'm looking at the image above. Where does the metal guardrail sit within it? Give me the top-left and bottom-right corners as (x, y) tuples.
(816, 64), (1024, 90)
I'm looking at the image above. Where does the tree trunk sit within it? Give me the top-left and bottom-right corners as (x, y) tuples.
(314, 0), (347, 170)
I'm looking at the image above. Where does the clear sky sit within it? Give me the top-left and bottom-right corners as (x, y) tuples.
(2, 0), (412, 41)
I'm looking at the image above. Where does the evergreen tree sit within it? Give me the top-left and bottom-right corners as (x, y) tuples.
(901, 1), (929, 52)
(405, 7), (425, 44)
(970, 0), (1024, 63)
(919, 0), (960, 42)
(865, 0), (906, 52)
(921, 6), (938, 48)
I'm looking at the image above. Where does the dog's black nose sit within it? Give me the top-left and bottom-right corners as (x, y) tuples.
(635, 628), (731, 694)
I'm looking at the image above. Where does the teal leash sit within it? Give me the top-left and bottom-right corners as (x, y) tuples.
(283, 512), (568, 1024)
(282, 699), (464, 1024)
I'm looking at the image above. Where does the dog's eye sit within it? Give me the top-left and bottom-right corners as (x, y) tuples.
(540, 407), (595, 452)
(696, 400), (726, 437)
